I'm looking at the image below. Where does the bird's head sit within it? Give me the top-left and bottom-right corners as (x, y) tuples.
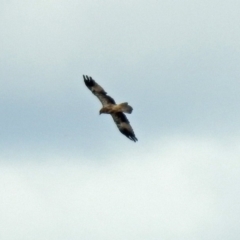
(99, 108), (104, 115)
(99, 107), (107, 115)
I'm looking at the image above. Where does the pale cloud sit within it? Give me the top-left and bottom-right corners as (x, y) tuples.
(0, 136), (239, 240)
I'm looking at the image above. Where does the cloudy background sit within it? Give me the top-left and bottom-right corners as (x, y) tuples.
(1, 0), (240, 239)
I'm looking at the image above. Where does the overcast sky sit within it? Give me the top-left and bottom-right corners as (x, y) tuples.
(1, 0), (240, 239)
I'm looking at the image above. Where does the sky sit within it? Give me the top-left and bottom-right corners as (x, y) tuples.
(1, 0), (240, 239)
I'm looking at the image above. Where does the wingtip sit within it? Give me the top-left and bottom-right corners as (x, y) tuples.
(83, 74), (89, 79)
(128, 134), (138, 142)
(83, 75), (95, 88)
(132, 137), (138, 142)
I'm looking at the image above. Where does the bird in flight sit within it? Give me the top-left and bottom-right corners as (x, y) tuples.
(83, 75), (138, 142)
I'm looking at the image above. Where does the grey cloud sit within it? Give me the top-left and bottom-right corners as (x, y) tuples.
(1, 1), (240, 238)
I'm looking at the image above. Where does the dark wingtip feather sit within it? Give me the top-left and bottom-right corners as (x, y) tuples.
(83, 75), (95, 88)
(128, 135), (138, 142)
(120, 128), (138, 142)
(130, 136), (138, 142)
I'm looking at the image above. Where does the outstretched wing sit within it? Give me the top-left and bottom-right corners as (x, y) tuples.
(83, 75), (115, 106)
(111, 112), (138, 142)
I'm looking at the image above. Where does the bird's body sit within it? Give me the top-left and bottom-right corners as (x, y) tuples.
(100, 102), (133, 114)
(83, 75), (138, 142)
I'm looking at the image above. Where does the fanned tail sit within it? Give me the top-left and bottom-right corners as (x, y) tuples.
(119, 102), (133, 114)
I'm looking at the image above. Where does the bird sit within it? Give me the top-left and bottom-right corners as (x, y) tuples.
(83, 75), (138, 142)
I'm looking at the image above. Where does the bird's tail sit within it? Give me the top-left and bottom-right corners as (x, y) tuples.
(118, 102), (133, 114)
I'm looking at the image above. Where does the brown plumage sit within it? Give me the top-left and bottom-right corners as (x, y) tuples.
(83, 75), (138, 142)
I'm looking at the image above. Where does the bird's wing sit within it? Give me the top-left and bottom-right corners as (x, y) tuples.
(83, 75), (116, 106)
(111, 112), (138, 142)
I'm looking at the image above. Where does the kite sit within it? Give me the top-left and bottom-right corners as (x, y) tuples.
(83, 75), (138, 142)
